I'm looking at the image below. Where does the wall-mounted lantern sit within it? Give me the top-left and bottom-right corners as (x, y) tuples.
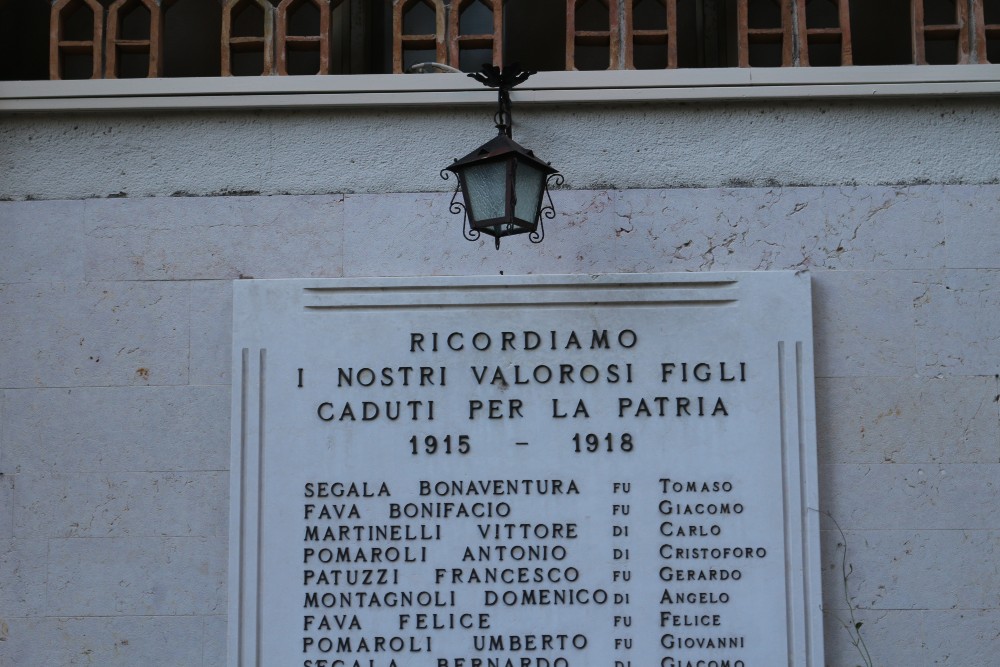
(442, 65), (563, 249)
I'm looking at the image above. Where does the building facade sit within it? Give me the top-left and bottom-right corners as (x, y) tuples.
(2, 1), (1000, 665)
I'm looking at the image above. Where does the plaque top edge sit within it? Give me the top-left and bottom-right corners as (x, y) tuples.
(232, 270), (809, 292)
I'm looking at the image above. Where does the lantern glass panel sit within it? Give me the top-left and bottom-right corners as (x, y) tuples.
(513, 159), (547, 226)
(462, 160), (509, 223)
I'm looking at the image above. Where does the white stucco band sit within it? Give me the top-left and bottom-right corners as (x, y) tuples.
(2, 97), (999, 202)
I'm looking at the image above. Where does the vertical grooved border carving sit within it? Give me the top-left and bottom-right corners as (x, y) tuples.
(778, 339), (819, 666)
(231, 346), (266, 665)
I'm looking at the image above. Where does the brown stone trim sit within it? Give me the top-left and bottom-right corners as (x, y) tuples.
(971, 0), (998, 63)
(566, 0), (621, 71)
(50, 0), (105, 80)
(276, 0), (333, 76)
(393, 0), (447, 73)
(737, 0), (793, 68)
(912, 0), (971, 65)
(796, 0), (852, 66)
(105, 0), (163, 79)
(222, 0), (276, 77)
(623, 0), (678, 69)
(448, 0), (503, 70)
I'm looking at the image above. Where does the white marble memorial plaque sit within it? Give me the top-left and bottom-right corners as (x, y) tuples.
(229, 273), (823, 667)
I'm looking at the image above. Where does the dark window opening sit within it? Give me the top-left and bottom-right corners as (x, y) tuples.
(504, 0), (566, 71)
(576, 0), (611, 32)
(0, 0), (49, 80)
(849, 0), (912, 65)
(634, 41), (670, 68)
(634, 0), (668, 31)
(288, 0), (321, 37)
(232, 49), (266, 76)
(988, 36), (1000, 62)
(287, 47), (322, 74)
(164, 0), (222, 77)
(925, 35), (961, 63)
(403, 0), (436, 35)
(923, 0), (958, 25)
(120, 2), (151, 41)
(747, 0), (782, 30)
(985, 0), (1000, 22)
(808, 40), (843, 66)
(403, 47), (437, 69)
(232, 1), (267, 38)
(749, 40), (784, 66)
(63, 1), (98, 42)
(118, 50), (151, 78)
(62, 52), (96, 80)
(805, 0), (841, 29)
(459, 47), (493, 71)
(460, 0), (493, 35)
(576, 43), (612, 70)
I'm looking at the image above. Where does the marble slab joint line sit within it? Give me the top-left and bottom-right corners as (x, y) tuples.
(238, 347), (249, 667)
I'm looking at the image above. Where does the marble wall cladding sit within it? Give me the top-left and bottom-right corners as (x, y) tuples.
(0, 281), (191, 389)
(46, 536), (226, 617)
(1, 184), (998, 666)
(0, 616), (216, 667)
(83, 195), (345, 281)
(0, 200), (86, 283)
(1, 386), (230, 473)
(816, 376), (1000, 464)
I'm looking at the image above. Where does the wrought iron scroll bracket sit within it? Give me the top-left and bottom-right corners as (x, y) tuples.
(532, 173), (564, 244)
(441, 168), (480, 242)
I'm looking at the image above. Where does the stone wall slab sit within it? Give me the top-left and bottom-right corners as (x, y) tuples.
(820, 463), (1000, 530)
(821, 529), (1000, 610)
(83, 195), (345, 281)
(13, 472), (227, 538)
(0, 616), (209, 666)
(0, 538), (47, 616)
(0, 200), (86, 283)
(915, 269), (1000, 375)
(816, 376), (1000, 464)
(190, 281), (234, 386)
(0, 281), (190, 388)
(1, 386), (229, 473)
(47, 536), (226, 616)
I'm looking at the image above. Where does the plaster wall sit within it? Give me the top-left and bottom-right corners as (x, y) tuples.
(0, 98), (998, 666)
(2, 99), (1000, 202)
